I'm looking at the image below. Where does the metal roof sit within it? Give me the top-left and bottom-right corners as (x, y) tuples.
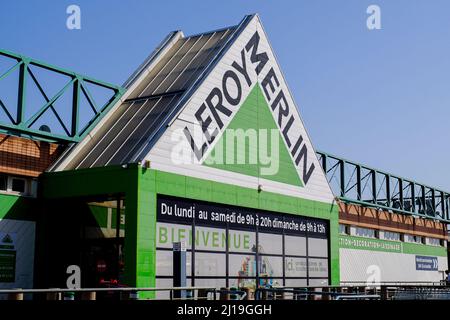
(51, 15), (253, 171)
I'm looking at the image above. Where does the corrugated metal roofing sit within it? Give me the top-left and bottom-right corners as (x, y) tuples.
(52, 17), (253, 171)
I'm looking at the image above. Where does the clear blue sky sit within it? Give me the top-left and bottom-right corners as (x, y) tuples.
(2, 0), (450, 190)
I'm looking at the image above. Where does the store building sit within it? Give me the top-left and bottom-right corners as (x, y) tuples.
(0, 14), (447, 298)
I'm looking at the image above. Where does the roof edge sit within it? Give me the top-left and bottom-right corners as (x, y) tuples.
(50, 30), (184, 172)
(122, 30), (184, 88)
(129, 14), (257, 163)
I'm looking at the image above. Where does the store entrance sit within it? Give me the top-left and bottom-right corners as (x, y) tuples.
(78, 197), (126, 299)
(35, 195), (127, 297)
(81, 238), (124, 289)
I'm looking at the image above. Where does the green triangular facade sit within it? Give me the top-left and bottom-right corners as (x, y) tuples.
(204, 84), (303, 187)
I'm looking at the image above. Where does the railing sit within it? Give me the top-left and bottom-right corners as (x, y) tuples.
(335, 295), (381, 300)
(2, 284), (449, 300)
(340, 281), (445, 286)
(391, 287), (450, 300)
(256, 284), (450, 301)
(317, 151), (450, 223)
(0, 49), (125, 143)
(255, 286), (379, 300)
(0, 286), (247, 301)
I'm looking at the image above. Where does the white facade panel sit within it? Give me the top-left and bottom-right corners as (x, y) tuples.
(340, 248), (448, 283)
(0, 219), (35, 292)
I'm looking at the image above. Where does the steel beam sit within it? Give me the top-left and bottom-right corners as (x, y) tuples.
(0, 49), (124, 143)
(316, 151), (450, 223)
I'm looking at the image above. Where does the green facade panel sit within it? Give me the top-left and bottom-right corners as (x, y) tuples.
(329, 216), (340, 284)
(204, 84), (303, 187)
(0, 193), (37, 221)
(41, 164), (340, 295)
(147, 168), (340, 287)
(339, 234), (447, 257)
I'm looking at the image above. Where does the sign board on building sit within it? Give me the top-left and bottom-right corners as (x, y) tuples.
(0, 232), (16, 282)
(156, 195), (329, 288)
(145, 15), (336, 205)
(415, 256), (438, 271)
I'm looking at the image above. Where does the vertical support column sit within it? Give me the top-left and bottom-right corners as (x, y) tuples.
(340, 160), (345, 197)
(71, 77), (80, 137)
(386, 174), (391, 208)
(356, 165), (361, 201)
(255, 223), (260, 289)
(445, 194), (450, 220)
(123, 166), (157, 299)
(431, 189), (436, 218)
(399, 178), (404, 211)
(421, 185), (426, 215)
(173, 242), (187, 299)
(372, 170), (377, 205)
(116, 197), (121, 281)
(17, 60), (29, 125)
(124, 189), (137, 288)
(330, 205), (340, 285)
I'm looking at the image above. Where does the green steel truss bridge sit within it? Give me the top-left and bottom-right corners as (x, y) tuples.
(0, 49), (124, 143)
(317, 151), (450, 223)
(0, 49), (449, 223)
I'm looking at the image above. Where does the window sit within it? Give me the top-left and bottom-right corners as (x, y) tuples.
(258, 233), (282, 255)
(308, 238), (328, 257)
(195, 252), (226, 277)
(339, 224), (349, 235)
(405, 234), (423, 244)
(0, 175), (6, 191)
(0, 175), (35, 196)
(427, 238), (442, 247)
(155, 196), (330, 290)
(11, 178), (26, 193)
(353, 227), (376, 238)
(382, 231), (401, 241)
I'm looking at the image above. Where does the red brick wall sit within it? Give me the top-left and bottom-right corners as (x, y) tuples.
(0, 134), (64, 177)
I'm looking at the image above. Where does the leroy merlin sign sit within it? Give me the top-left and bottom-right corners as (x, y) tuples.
(182, 31), (315, 187)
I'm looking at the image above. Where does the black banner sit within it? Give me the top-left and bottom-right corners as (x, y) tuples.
(157, 195), (328, 238)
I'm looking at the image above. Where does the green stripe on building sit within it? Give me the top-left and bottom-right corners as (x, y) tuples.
(339, 235), (447, 257)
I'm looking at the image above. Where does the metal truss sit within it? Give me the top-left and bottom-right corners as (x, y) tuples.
(317, 151), (450, 223)
(0, 49), (125, 143)
(2, 50), (448, 224)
